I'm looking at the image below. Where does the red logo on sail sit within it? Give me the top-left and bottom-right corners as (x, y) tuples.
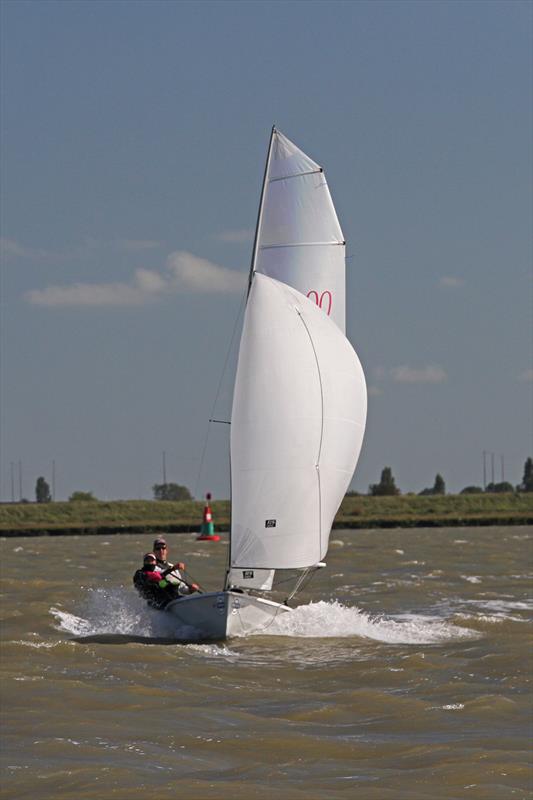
(307, 290), (332, 315)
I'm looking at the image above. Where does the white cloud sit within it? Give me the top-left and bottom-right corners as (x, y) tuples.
(166, 251), (245, 293)
(367, 385), (384, 396)
(0, 237), (50, 259)
(519, 368), (533, 382)
(439, 276), (465, 288)
(25, 281), (148, 307)
(24, 251), (245, 308)
(134, 268), (167, 293)
(217, 229), (254, 243)
(2, 236), (163, 263)
(391, 365), (447, 384)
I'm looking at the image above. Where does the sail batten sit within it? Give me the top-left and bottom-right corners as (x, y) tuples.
(269, 168), (323, 183)
(259, 241), (345, 249)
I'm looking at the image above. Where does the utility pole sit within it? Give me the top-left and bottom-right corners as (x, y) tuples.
(18, 461), (22, 501)
(500, 454), (504, 483)
(162, 451), (167, 486)
(10, 462), (15, 502)
(491, 452), (495, 485)
(482, 451), (486, 490)
(52, 460), (56, 501)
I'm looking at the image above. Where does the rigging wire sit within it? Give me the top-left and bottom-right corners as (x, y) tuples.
(189, 132), (275, 509)
(284, 566), (323, 606)
(272, 571), (301, 589)
(187, 285), (248, 529)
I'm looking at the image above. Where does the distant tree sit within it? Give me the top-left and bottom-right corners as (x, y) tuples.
(460, 485), (483, 494)
(419, 473), (445, 496)
(152, 483), (192, 501)
(69, 491), (98, 502)
(433, 474), (446, 495)
(35, 477), (51, 503)
(485, 482), (514, 494)
(369, 467), (400, 496)
(518, 457), (533, 492)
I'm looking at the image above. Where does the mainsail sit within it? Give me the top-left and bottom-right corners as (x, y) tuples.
(253, 128), (347, 332)
(228, 129), (366, 592)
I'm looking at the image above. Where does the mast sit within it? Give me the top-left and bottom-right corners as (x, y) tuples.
(224, 126), (276, 590)
(247, 125), (276, 296)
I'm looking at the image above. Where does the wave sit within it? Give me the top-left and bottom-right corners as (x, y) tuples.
(454, 598), (533, 624)
(50, 587), (203, 642)
(265, 600), (479, 644)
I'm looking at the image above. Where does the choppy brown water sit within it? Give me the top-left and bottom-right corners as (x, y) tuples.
(1, 526), (532, 800)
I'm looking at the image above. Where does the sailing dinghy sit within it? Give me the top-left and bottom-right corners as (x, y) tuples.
(165, 127), (367, 639)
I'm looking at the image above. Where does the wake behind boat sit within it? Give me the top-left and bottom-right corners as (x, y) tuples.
(161, 127), (367, 640)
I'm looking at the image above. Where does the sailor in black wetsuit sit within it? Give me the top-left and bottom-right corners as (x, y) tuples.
(133, 552), (200, 609)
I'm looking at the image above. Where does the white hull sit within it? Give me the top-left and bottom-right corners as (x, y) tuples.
(164, 590), (291, 640)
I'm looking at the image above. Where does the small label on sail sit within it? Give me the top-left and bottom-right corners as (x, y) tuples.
(229, 567), (275, 590)
(265, 519), (276, 528)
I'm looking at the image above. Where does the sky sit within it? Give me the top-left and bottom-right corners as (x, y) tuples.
(1, 0), (531, 501)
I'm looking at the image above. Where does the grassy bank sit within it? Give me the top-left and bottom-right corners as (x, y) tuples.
(0, 493), (532, 536)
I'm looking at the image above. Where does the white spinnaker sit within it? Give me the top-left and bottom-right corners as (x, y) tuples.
(230, 274), (366, 573)
(255, 129), (346, 332)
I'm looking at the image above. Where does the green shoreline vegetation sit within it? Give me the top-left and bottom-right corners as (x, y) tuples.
(1, 493), (532, 536)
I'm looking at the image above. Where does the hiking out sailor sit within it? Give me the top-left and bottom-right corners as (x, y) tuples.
(133, 553), (173, 609)
(133, 552), (199, 609)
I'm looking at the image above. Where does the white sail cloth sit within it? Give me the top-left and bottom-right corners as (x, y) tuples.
(255, 130), (347, 332)
(229, 274), (367, 573)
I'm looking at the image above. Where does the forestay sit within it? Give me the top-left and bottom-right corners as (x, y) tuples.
(228, 274), (366, 584)
(254, 129), (347, 332)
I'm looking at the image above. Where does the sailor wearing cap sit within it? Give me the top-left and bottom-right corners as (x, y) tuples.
(153, 536), (186, 578)
(152, 538), (173, 570)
